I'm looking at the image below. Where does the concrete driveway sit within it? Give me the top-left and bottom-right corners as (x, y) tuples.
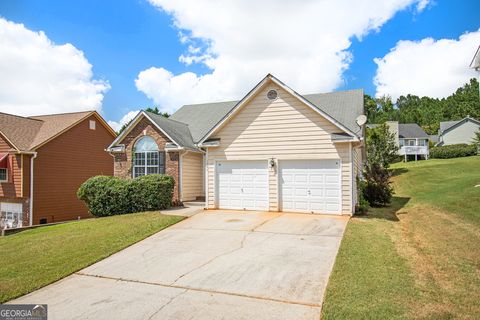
(11, 211), (348, 319)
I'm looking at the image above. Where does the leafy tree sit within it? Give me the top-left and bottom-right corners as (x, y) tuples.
(365, 124), (399, 169)
(472, 128), (480, 154)
(117, 107), (170, 134)
(365, 78), (480, 135)
(362, 124), (399, 207)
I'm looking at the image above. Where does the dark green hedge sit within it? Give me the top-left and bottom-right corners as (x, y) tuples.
(77, 174), (174, 217)
(429, 144), (477, 159)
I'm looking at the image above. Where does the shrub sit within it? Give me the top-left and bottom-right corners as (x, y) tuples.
(362, 124), (398, 207)
(430, 144), (477, 159)
(77, 174), (175, 217)
(128, 175), (174, 212)
(355, 178), (369, 215)
(363, 164), (393, 207)
(77, 176), (131, 217)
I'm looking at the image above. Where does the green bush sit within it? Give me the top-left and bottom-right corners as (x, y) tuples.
(129, 175), (174, 212)
(355, 177), (369, 215)
(77, 174), (175, 217)
(430, 144), (477, 159)
(77, 176), (131, 217)
(363, 164), (393, 207)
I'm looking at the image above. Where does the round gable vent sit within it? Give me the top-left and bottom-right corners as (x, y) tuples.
(267, 89), (278, 100)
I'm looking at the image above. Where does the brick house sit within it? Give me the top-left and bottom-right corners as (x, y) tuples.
(107, 111), (204, 204)
(0, 111), (116, 228)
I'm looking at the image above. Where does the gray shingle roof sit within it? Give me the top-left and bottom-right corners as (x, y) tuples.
(439, 120), (460, 134)
(169, 100), (237, 143)
(398, 123), (428, 138)
(145, 111), (197, 150)
(439, 117), (480, 135)
(170, 89), (364, 143)
(303, 89), (364, 137)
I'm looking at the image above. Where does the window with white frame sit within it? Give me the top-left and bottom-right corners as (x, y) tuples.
(0, 202), (23, 228)
(0, 168), (7, 182)
(132, 136), (165, 178)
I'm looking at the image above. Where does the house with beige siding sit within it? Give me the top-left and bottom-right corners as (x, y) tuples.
(107, 74), (365, 215)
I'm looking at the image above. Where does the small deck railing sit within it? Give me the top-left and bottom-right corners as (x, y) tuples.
(399, 145), (429, 156)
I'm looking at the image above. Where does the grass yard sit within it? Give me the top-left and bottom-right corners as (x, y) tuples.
(322, 156), (480, 319)
(0, 212), (184, 303)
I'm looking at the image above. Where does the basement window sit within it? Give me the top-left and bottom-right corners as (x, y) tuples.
(89, 120), (96, 130)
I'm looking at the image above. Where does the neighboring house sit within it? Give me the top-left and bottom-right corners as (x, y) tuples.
(367, 121), (430, 160)
(437, 116), (480, 146)
(0, 111), (116, 228)
(108, 74), (365, 215)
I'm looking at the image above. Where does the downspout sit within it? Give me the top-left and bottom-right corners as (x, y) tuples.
(29, 152), (38, 226)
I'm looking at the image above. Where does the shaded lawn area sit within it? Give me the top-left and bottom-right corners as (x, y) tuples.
(0, 212), (184, 303)
(322, 156), (480, 319)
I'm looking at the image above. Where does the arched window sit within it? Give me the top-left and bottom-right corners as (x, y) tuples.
(133, 136), (165, 178)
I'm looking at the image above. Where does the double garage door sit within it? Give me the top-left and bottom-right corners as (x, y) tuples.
(216, 160), (341, 214)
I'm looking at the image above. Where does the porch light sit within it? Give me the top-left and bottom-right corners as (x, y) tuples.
(269, 158), (275, 169)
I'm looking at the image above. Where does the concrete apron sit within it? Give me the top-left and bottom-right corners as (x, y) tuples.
(10, 211), (348, 320)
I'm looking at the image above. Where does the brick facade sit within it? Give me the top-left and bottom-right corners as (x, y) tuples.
(114, 117), (181, 203)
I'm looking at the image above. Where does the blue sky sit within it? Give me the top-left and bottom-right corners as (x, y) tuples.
(0, 0), (479, 129)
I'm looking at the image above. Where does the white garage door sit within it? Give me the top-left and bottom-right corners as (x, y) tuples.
(216, 161), (268, 211)
(280, 160), (341, 214)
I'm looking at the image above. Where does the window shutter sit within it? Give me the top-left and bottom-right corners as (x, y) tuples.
(159, 151), (165, 174)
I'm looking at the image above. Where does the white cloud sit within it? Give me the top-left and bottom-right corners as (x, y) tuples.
(374, 30), (480, 100)
(0, 18), (109, 116)
(136, 0), (429, 113)
(107, 110), (140, 132)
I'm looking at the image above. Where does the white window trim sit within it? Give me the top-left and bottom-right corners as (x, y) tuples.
(0, 168), (7, 182)
(132, 151), (166, 178)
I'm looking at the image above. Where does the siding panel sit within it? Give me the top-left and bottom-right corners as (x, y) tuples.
(206, 83), (353, 214)
(33, 115), (115, 224)
(181, 152), (204, 201)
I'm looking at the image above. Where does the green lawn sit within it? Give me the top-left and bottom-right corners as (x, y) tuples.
(322, 156), (480, 319)
(0, 212), (184, 303)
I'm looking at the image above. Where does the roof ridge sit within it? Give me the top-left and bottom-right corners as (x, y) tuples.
(145, 111), (189, 126)
(0, 111), (44, 122)
(177, 88), (363, 109)
(30, 110), (94, 117)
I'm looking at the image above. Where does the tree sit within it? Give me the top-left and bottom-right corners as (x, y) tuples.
(365, 78), (480, 135)
(117, 107), (170, 134)
(472, 128), (480, 154)
(362, 124), (399, 207)
(365, 124), (398, 169)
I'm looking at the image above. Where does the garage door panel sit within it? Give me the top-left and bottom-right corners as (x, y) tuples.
(217, 161), (268, 211)
(280, 160), (341, 214)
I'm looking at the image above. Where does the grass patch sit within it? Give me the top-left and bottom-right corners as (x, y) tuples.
(0, 212), (184, 303)
(322, 156), (480, 319)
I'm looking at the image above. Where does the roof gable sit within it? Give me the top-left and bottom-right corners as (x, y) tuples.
(0, 111), (115, 151)
(172, 74), (363, 143)
(440, 116), (480, 136)
(108, 111), (199, 151)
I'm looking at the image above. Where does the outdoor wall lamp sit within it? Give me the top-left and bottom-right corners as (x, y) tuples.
(269, 158), (275, 169)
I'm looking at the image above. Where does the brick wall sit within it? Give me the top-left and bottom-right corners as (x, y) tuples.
(114, 116), (180, 203)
